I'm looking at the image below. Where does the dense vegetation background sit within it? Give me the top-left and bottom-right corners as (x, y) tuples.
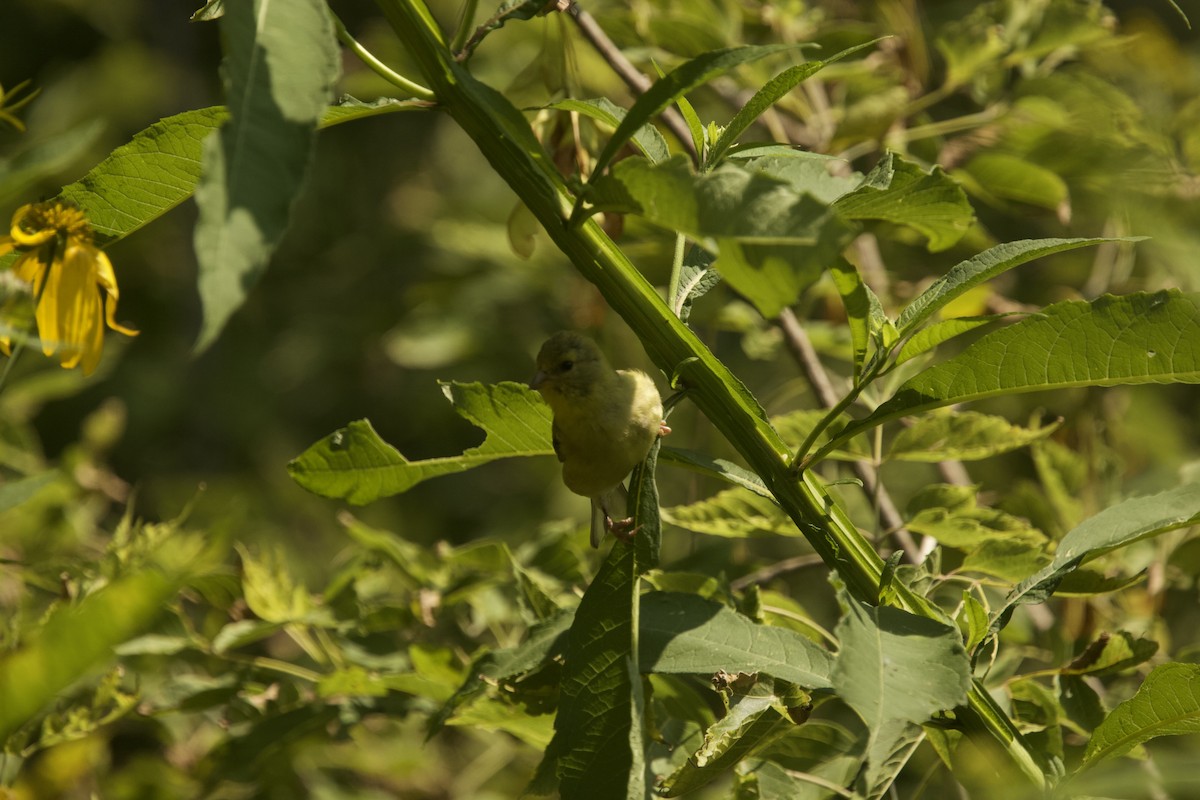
(2, 0), (1200, 797)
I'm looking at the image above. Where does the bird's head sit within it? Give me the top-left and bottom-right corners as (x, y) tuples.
(530, 331), (608, 401)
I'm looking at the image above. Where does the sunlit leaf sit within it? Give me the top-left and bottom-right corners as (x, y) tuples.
(832, 153), (973, 252)
(1083, 663), (1200, 766)
(287, 381), (553, 504)
(886, 410), (1060, 462)
(193, 0), (339, 350)
(836, 291), (1200, 447)
(662, 486), (794, 538)
(893, 315), (1006, 365)
(896, 238), (1130, 335)
(959, 152), (1069, 210)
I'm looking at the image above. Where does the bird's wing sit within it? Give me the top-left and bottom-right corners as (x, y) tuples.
(551, 418), (566, 462)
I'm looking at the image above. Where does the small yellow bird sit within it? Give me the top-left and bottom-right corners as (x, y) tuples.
(530, 331), (669, 547)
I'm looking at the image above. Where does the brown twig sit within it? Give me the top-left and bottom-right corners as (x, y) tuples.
(564, 2), (699, 164)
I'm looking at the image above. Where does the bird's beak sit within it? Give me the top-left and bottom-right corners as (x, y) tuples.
(529, 370), (547, 390)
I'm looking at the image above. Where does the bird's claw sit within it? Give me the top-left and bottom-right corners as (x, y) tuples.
(607, 515), (640, 542)
(659, 421), (672, 437)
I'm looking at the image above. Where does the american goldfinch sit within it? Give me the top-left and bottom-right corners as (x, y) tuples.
(530, 331), (669, 547)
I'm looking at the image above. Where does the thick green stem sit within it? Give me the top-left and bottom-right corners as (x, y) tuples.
(377, 0), (1046, 787)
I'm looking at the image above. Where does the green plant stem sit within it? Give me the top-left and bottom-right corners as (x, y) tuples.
(376, 0), (1047, 787)
(450, 0), (481, 53)
(667, 232), (686, 316)
(330, 11), (435, 100)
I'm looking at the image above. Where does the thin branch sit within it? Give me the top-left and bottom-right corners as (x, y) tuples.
(564, 2), (699, 163)
(778, 307), (921, 563)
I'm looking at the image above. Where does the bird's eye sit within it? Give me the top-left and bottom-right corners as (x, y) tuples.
(559, 359), (574, 372)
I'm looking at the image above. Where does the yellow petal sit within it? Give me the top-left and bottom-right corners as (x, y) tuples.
(0, 237), (14, 258)
(92, 247), (138, 336)
(9, 204), (54, 247)
(37, 245), (104, 372)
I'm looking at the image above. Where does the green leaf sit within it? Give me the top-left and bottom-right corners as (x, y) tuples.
(428, 609), (573, 737)
(548, 98), (670, 164)
(959, 152), (1069, 210)
(708, 40), (882, 167)
(893, 315), (1008, 365)
(193, 0), (339, 350)
(886, 410), (1060, 462)
(640, 592), (833, 688)
(0, 470), (57, 514)
(658, 446), (772, 498)
(991, 482), (1200, 636)
(1062, 632), (1158, 678)
(0, 569), (178, 739)
(832, 153), (973, 252)
(672, 244), (721, 322)
(287, 381), (553, 504)
(959, 592), (989, 654)
(832, 598), (971, 728)
(674, 91), (706, 163)
(549, 443), (660, 799)
(896, 238), (1129, 335)
(830, 260), (888, 380)
(836, 291), (1200, 447)
(662, 486), (795, 538)
(659, 674), (793, 797)
(1083, 663), (1200, 767)
(591, 44), (800, 176)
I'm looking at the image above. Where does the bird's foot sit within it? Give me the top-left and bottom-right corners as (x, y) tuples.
(607, 515), (640, 542)
(659, 421), (672, 437)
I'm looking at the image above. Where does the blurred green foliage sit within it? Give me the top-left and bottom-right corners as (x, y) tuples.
(1, 0), (1200, 797)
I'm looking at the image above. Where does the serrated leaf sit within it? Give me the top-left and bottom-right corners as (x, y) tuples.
(832, 598), (971, 730)
(896, 237), (1130, 335)
(591, 44), (801, 176)
(836, 291), (1200, 447)
(961, 537), (1053, 583)
(709, 40), (882, 166)
(991, 482), (1200, 637)
(832, 153), (973, 252)
(662, 486), (794, 538)
(548, 98), (670, 164)
(552, 444), (660, 799)
(887, 410), (1060, 462)
(287, 381), (553, 504)
(193, 0), (339, 350)
(1082, 663), (1200, 766)
(660, 675), (793, 796)
(640, 592), (833, 688)
(672, 244), (720, 322)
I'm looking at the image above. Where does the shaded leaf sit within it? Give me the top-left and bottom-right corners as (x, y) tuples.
(591, 44), (800, 176)
(193, 0), (339, 350)
(659, 675), (793, 796)
(960, 152), (1069, 210)
(287, 382), (553, 504)
(709, 40), (882, 166)
(640, 592), (833, 688)
(991, 482), (1200, 636)
(548, 97), (670, 164)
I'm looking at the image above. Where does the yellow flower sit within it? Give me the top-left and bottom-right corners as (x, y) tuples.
(0, 201), (137, 375)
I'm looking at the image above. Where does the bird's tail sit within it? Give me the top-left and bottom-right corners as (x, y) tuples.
(591, 483), (629, 548)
